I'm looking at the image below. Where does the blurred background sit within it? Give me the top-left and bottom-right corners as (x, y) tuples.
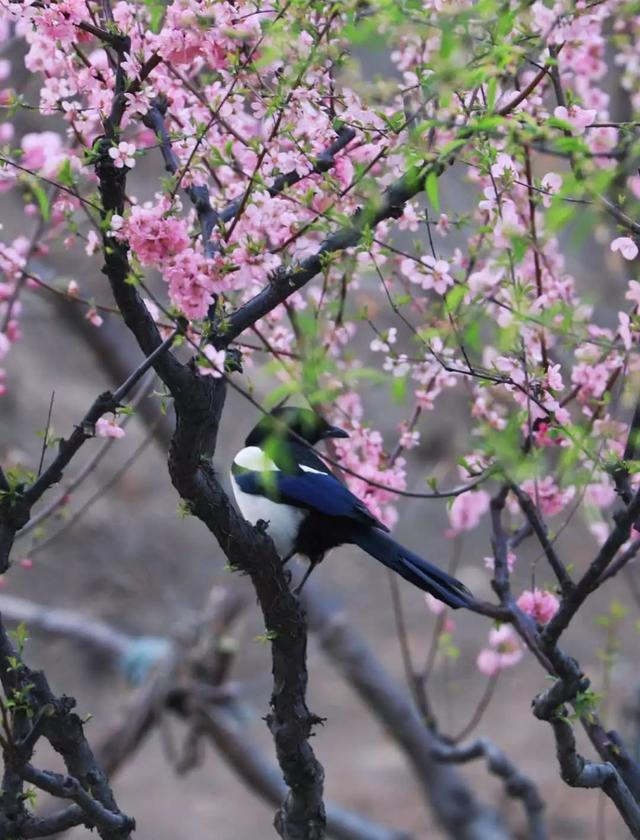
(2, 246), (638, 840)
(2, 28), (640, 840)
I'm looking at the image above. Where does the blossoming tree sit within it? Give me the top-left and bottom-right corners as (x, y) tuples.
(2, 0), (640, 836)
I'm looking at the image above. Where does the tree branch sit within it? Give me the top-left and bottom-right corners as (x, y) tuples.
(217, 159), (445, 346)
(15, 805), (86, 838)
(143, 102), (356, 259)
(532, 672), (640, 837)
(300, 583), (510, 840)
(0, 592), (409, 840)
(0, 618), (133, 839)
(509, 483), (573, 595)
(95, 87), (329, 832)
(20, 765), (132, 837)
(430, 737), (546, 840)
(541, 488), (640, 648)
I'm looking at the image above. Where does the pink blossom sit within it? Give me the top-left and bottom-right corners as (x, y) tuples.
(631, 176), (640, 201)
(541, 172), (562, 207)
(425, 593), (446, 614)
(163, 249), (217, 320)
(400, 256), (453, 294)
(85, 308), (103, 328)
(490, 152), (517, 181)
(398, 426), (420, 449)
(435, 214), (450, 236)
(546, 363), (563, 392)
(19, 557), (33, 569)
(5, 320), (19, 343)
(611, 237), (638, 261)
(370, 328), (397, 353)
(108, 141), (136, 169)
(96, 417), (125, 439)
(476, 625), (523, 676)
(398, 203), (419, 231)
(333, 155), (354, 190)
(448, 490), (490, 535)
(468, 266), (501, 294)
(199, 346), (226, 378)
(493, 200), (525, 247)
(589, 126), (617, 164)
(123, 202), (189, 268)
(0, 334), (9, 363)
(484, 551), (516, 573)
(21, 131), (63, 175)
(553, 105), (597, 135)
(383, 354), (411, 378)
(494, 355), (525, 386)
(626, 280), (640, 307)
(533, 422), (565, 448)
(331, 406), (407, 529)
(67, 280), (79, 297)
(423, 257), (454, 293)
(516, 588), (559, 625)
(85, 231), (100, 256)
(519, 478), (575, 518)
(619, 312), (632, 350)
(571, 362), (611, 403)
(585, 482), (616, 509)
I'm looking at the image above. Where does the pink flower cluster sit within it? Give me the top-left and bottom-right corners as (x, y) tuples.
(115, 199), (189, 267)
(96, 417), (125, 439)
(518, 478), (575, 518)
(516, 589), (559, 625)
(447, 491), (490, 536)
(1, 0), (639, 709)
(476, 626), (523, 676)
(111, 198), (221, 319)
(330, 393), (407, 529)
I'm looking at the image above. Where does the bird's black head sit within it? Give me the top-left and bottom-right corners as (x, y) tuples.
(245, 407), (349, 447)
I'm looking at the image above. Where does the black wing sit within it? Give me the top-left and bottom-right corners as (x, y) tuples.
(233, 464), (388, 531)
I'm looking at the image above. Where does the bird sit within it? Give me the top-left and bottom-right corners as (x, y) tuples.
(230, 406), (473, 608)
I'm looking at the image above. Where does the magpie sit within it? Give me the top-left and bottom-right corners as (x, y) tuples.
(230, 407), (473, 608)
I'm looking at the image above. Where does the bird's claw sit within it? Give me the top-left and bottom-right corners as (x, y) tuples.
(255, 518), (270, 534)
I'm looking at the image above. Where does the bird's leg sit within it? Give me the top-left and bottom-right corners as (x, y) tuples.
(281, 549), (296, 567)
(294, 556), (320, 596)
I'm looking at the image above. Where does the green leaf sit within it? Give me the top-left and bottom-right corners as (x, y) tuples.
(32, 184), (50, 221)
(546, 199), (573, 233)
(486, 77), (497, 112)
(445, 283), (466, 311)
(9, 623), (28, 654)
(56, 159), (75, 188)
(254, 630), (278, 643)
(391, 375), (408, 404)
(425, 170), (440, 212)
(438, 137), (468, 157)
(495, 8), (515, 38)
(464, 320), (481, 352)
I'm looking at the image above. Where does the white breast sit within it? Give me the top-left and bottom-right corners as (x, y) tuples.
(230, 447), (306, 559)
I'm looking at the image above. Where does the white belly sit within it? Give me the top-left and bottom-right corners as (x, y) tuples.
(230, 474), (306, 558)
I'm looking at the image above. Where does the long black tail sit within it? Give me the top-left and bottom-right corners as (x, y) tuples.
(353, 527), (473, 609)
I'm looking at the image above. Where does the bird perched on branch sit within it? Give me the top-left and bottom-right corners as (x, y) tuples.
(230, 407), (473, 608)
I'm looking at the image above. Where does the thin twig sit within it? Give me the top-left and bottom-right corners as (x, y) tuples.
(36, 393), (55, 479)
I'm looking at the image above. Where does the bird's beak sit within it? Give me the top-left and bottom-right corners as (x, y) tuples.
(323, 425), (349, 439)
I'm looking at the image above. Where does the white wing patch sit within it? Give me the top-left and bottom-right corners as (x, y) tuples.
(234, 446), (279, 472)
(300, 464), (327, 475)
